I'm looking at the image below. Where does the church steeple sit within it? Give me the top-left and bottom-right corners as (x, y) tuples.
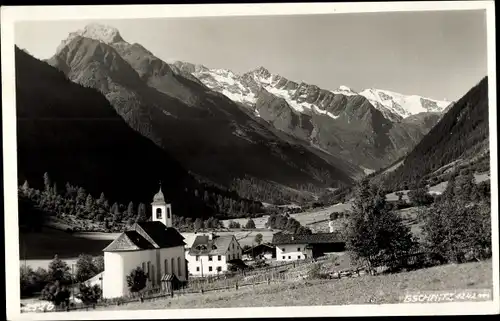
(151, 182), (172, 227)
(153, 182), (166, 204)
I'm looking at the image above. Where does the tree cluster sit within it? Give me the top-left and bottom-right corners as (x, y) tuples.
(407, 185), (434, 206)
(20, 254), (104, 300)
(18, 173), (149, 232)
(265, 214), (312, 235)
(231, 177), (315, 205)
(172, 216), (223, 232)
(422, 171), (491, 264)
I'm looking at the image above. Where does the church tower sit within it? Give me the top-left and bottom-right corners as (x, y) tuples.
(151, 184), (172, 227)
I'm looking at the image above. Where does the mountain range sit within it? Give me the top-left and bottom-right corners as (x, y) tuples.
(17, 23), (469, 207)
(38, 24), (363, 200)
(171, 59), (450, 170)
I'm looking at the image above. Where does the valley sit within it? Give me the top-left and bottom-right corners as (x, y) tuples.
(12, 16), (493, 315)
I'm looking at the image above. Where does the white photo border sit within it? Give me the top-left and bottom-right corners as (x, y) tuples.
(2, 2), (498, 320)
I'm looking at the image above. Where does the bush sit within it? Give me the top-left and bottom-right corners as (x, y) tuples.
(307, 263), (322, 279)
(77, 283), (102, 305)
(228, 221), (241, 229)
(41, 281), (70, 307)
(254, 233), (263, 245)
(126, 267), (148, 294)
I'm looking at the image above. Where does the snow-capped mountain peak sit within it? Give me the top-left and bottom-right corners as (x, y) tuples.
(332, 85), (358, 96)
(359, 88), (451, 120)
(171, 61), (451, 122)
(56, 23), (125, 53)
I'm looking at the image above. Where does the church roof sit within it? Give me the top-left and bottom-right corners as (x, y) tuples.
(152, 186), (166, 204)
(188, 234), (236, 256)
(102, 231), (155, 252)
(103, 221), (185, 252)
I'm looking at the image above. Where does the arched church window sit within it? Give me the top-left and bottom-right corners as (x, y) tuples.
(171, 258), (175, 275)
(177, 257), (181, 276)
(164, 259), (168, 274)
(167, 207), (171, 218)
(156, 208), (162, 219)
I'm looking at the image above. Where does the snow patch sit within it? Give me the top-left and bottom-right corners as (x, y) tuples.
(312, 105), (340, 120)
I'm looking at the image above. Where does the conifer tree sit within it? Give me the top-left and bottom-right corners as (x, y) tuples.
(85, 194), (94, 213)
(21, 180), (30, 195)
(127, 201), (135, 219)
(76, 187), (87, 205)
(43, 172), (51, 194)
(136, 203), (147, 222)
(97, 192), (107, 207)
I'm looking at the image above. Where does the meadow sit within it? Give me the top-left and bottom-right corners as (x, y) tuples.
(93, 260), (493, 309)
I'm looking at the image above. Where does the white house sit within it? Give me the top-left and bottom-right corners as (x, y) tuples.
(272, 232), (345, 262)
(102, 186), (187, 298)
(185, 233), (242, 277)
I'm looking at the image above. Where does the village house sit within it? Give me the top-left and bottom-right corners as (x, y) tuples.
(185, 233), (242, 277)
(243, 243), (276, 260)
(101, 186), (187, 298)
(272, 232), (345, 261)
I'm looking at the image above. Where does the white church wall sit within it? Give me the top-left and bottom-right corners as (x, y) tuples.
(159, 245), (186, 281)
(103, 251), (126, 298)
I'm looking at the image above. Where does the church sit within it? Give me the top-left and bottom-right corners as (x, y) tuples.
(101, 186), (187, 298)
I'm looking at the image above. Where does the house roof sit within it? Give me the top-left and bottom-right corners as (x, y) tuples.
(187, 234), (235, 256)
(272, 232), (344, 245)
(103, 221), (185, 252)
(182, 234), (199, 249)
(242, 243), (275, 255)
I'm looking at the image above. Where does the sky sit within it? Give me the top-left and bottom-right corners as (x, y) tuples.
(15, 10), (488, 102)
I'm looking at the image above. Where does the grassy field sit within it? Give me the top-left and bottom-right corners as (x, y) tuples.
(20, 227), (117, 269)
(94, 260), (493, 310)
(221, 216), (269, 229)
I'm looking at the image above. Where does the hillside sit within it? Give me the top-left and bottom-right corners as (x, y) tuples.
(46, 24), (361, 199)
(16, 46), (215, 218)
(374, 77), (489, 190)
